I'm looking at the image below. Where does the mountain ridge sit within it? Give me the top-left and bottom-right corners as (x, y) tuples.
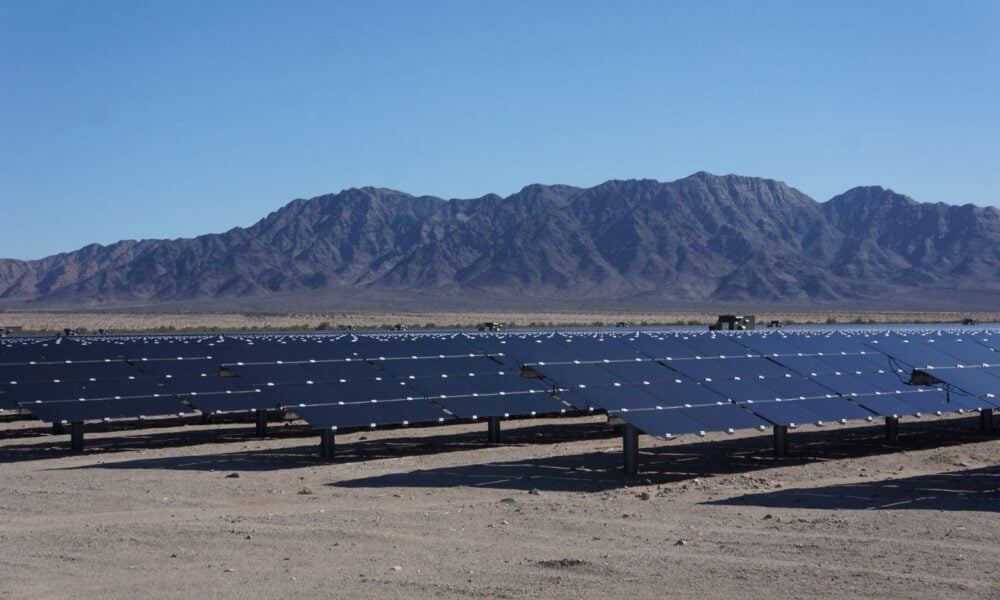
(1, 173), (998, 310)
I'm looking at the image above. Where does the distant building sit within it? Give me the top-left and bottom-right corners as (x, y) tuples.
(709, 315), (756, 331)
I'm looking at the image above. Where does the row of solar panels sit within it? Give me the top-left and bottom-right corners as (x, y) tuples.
(1, 330), (998, 441)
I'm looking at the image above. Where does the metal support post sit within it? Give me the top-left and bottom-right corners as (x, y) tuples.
(885, 416), (899, 442)
(255, 410), (268, 437)
(319, 429), (335, 459)
(623, 424), (639, 477)
(70, 421), (84, 452)
(487, 416), (501, 444)
(980, 409), (994, 432)
(773, 425), (788, 458)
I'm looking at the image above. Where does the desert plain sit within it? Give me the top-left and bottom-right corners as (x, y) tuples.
(0, 411), (997, 600)
(0, 311), (998, 599)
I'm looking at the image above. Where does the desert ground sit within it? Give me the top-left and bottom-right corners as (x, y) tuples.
(1, 309), (999, 333)
(0, 411), (997, 599)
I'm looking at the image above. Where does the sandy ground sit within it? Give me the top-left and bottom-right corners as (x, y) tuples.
(2, 310), (999, 333)
(0, 412), (997, 599)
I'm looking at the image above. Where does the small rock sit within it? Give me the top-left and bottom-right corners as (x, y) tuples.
(675, 539), (687, 546)
(225, 473), (240, 478)
(391, 565), (402, 572)
(763, 514), (773, 520)
(638, 492), (651, 501)
(298, 487), (314, 495)
(500, 497), (516, 504)
(224, 568), (235, 573)
(529, 488), (541, 495)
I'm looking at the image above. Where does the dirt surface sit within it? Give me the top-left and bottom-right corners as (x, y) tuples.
(2, 310), (999, 333)
(0, 414), (997, 599)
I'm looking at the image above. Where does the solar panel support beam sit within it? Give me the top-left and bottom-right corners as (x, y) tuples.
(255, 410), (268, 438)
(623, 424), (639, 477)
(885, 416), (899, 442)
(773, 425), (788, 458)
(487, 416), (501, 444)
(319, 429), (335, 459)
(980, 409), (994, 433)
(70, 421), (84, 452)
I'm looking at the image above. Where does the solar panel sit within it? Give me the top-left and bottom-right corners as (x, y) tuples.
(290, 398), (453, 430)
(24, 394), (193, 423)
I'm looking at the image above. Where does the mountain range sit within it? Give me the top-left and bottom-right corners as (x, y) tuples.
(1, 172), (998, 311)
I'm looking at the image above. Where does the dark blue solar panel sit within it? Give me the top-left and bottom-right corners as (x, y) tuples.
(561, 337), (646, 361)
(864, 337), (963, 370)
(721, 356), (793, 378)
(0, 362), (73, 385)
(733, 399), (829, 427)
(608, 407), (722, 437)
(434, 390), (567, 419)
(704, 378), (783, 403)
(621, 335), (696, 359)
(224, 362), (319, 385)
(180, 389), (274, 413)
(132, 356), (218, 378)
(405, 374), (485, 398)
(812, 352), (891, 373)
(558, 384), (663, 411)
(5, 380), (83, 403)
(677, 334), (752, 357)
(784, 397), (874, 423)
(162, 373), (255, 396)
(642, 378), (727, 408)
(660, 357), (742, 381)
(681, 403), (773, 432)
(302, 359), (382, 382)
(768, 354), (838, 375)
(925, 366), (1000, 405)
(23, 395), (193, 422)
(600, 360), (677, 383)
(856, 389), (966, 416)
(492, 337), (582, 364)
(919, 337), (998, 365)
(373, 357), (456, 378)
(74, 377), (164, 399)
(290, 398), (452, 430)
(759, 375), (838, 400)
(531, 363), (621, 387)
(329, 379), (414, 402)
(409, 336), (483, 357)
(733, 333), (803, 356)
(459, 372), (549, 395)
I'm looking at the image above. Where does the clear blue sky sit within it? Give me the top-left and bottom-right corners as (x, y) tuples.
(2, 1), (998, 259)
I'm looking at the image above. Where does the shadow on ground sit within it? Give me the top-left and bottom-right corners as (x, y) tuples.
(13, 415), (997, 496)
(708, 465), (1000, 512)
(326, 418), (997, 492)
(35, 420), (621, 473)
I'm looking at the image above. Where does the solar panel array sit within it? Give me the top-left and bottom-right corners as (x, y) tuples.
(1, 329), (998, 450)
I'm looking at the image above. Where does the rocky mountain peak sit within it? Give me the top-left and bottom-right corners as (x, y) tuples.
(0, 173), (997, 310)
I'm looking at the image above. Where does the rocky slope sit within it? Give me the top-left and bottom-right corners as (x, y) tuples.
(1, 173), (997, 309)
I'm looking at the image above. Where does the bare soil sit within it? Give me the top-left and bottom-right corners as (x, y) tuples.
(0, 413), (997, 599)
(1, 309), (998, 333)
